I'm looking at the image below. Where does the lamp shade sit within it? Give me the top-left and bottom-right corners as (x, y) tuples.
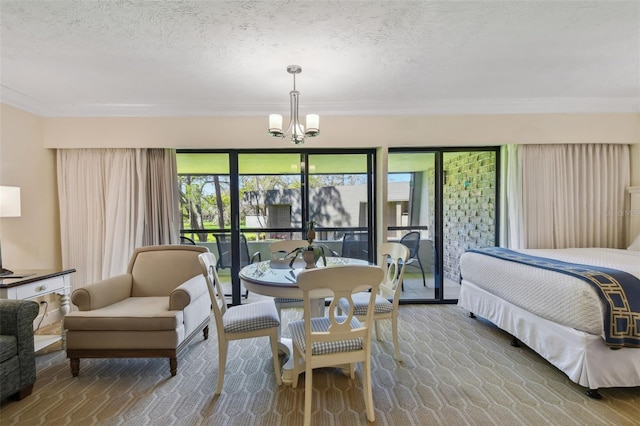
(306, 114), (319, 132)
(269, 114), (283, 134)
(0, 186), (21, 217)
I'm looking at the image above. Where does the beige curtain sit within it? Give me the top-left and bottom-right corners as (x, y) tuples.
(57, 148), (179, 291)
(506, 144), (630, 249)
(143, 149), (180, 246)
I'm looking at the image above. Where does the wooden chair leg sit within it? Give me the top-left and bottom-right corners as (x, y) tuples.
(348, 363), (356, 379)
(216, 341), (228, 395)
(363, 358), (375, 422)
(70, 358), (80, 377)
(392, 316), (401, 362)
(304, 361), (313, 426)
(169, 357), (177, 376)
(270, 333), (282, 386)
(291, 345), (301, 389)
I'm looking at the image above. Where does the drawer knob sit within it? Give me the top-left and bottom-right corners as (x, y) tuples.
(36, 285), (48, 292)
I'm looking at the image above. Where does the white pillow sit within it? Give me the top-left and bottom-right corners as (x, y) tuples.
(628, 232), (640, 251)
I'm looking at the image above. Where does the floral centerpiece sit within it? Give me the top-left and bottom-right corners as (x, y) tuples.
(288, 221), (329, 269)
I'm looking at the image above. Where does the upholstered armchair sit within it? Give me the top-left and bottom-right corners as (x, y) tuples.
(0, 299), (39, 401)
(64, 245), (210, 377)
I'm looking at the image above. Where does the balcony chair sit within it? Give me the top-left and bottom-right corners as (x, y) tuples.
(180, 235), (196, 245)
(64, 245), (210, 377)
(0, 299), (39, 401)
(399, 231), (426, 286)
(198, 252), (281, 395)
(289, 264), (384, 425)
(338, 242), (409, 361)
(212, 233), (261, 298)
(341, 231), (369, 261)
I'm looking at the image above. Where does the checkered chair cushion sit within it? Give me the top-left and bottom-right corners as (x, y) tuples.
(274, 297), (303, 304)
(289, 316), (363, 355)
(222, 301), (280, 333)
(338, 293), (393, 316)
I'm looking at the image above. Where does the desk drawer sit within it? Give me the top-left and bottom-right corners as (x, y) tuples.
(16, 276), (65, 299)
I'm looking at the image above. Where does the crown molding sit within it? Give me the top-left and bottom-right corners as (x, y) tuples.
(2, 86), (638, 117)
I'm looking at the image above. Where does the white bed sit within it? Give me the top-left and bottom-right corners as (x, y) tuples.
(458, 247), (640, 397)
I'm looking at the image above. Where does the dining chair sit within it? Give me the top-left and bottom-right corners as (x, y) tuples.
(399, 231), (426, 286)
(198, 252), (282, 395)
(213, 232), (262, 298)
(338, 242), (410, 361)
(289, 264), (384, 425)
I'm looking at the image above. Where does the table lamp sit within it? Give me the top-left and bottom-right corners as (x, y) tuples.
(0, 186), (21, 276)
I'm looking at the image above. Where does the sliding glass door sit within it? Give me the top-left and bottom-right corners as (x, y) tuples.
(387, 152), (437, 301)
(388, 148), (499, 303)
(177, 148), (496, 304)
(307, 153), (375, 261)
(177, 149), (375, 304)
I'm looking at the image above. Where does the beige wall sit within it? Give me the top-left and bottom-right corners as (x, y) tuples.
(0, 104), (61, 270)
(43, 113), (639, 149)
(2, 103), (639, 270)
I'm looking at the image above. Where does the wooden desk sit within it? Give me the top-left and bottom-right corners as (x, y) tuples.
(0, 269), (76, 352)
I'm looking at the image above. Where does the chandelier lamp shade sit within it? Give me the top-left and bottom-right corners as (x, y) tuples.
(268, 65), (319, 145)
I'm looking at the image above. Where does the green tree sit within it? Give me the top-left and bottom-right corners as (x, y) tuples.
(179, 175), (231, 242)
(179, 175), (208, 242)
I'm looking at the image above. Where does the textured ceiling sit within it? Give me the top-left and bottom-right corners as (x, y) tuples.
(1, 1), (639, 117)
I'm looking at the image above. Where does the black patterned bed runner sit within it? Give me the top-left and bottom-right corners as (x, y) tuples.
(467, 247), (640, 348)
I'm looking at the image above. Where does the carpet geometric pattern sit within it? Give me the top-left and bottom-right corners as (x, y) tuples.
(1, 305), (639, 425)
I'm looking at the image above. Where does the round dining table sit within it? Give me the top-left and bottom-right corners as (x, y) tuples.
(239, 256), (369, 384)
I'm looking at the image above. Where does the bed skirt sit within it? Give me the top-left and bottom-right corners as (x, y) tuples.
(458, 280), (640, 389)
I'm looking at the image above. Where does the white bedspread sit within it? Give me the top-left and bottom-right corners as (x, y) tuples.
(459, 248), (640, 335)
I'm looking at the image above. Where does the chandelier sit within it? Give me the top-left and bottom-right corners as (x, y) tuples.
(268, 65), (319, 145)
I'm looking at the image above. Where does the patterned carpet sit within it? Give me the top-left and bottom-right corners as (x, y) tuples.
(1, 304), (639, 425)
